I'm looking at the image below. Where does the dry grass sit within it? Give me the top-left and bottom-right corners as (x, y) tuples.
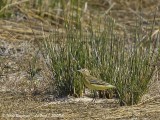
(0, 0), (160, 119)
(0, 0), (159, 41)
(1, 92), (160, 119)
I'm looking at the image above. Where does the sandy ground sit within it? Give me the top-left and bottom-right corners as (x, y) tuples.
(1, 91), (160, 120)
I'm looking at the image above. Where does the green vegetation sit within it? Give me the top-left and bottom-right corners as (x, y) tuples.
(40, 16), (159, 105)
(1, 0), (159, 106)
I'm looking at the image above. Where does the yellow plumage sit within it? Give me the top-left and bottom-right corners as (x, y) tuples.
(77, 68), (116, 91)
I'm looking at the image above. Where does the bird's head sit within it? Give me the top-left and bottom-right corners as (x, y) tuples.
(77, 68), (90, 76)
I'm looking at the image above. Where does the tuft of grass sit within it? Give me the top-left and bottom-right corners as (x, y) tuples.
(39, 16), (160, 105)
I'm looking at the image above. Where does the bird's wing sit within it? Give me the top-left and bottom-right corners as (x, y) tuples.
(89, 79), (110, 85)
(83, 75), (116, 90)
(84, 75), (113, 86)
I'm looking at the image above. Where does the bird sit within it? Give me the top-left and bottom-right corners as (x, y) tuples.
(77, 68), (116, 99)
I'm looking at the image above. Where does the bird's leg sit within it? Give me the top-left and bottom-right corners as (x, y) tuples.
(91, 90), (97, 103)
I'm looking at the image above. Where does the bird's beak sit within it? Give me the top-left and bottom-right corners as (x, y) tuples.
(77, 69), (81, 72)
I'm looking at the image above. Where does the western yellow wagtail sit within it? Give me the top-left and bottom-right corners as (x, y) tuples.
(77, 68), (116, 99)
